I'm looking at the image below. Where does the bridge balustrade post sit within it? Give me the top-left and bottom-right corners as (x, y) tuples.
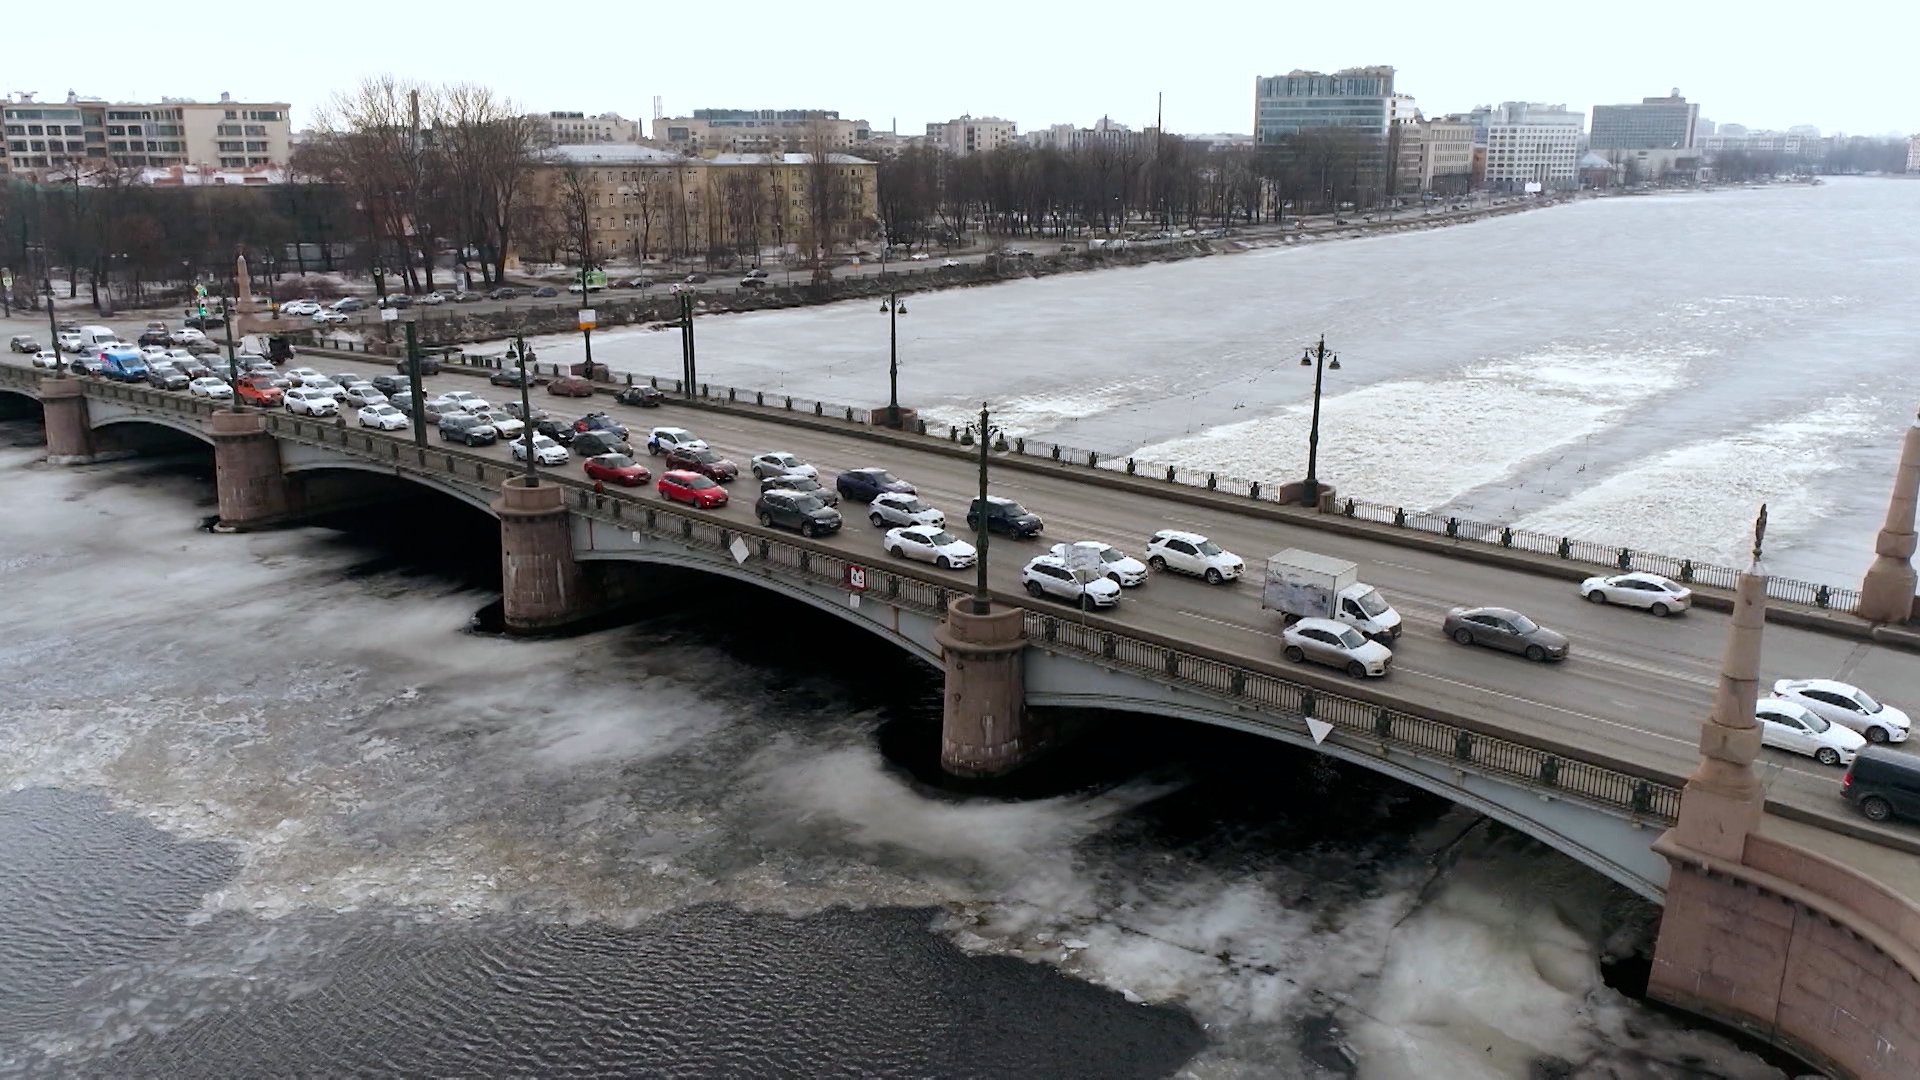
(40, 379), (96, 464)
(492, 477), (583, 633)
(207, 410), (291, 530)
(934, 597), (1036, 778)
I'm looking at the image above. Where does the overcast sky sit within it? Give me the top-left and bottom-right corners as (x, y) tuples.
(9, 0), (1913, 137)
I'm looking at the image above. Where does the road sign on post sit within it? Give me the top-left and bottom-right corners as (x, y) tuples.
(844, 564), (869, 592)
(577, 308), (597, 331)
(381, 307), (399, 322)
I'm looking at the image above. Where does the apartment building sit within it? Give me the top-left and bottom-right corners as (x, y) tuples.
(652, 109), (871, 155)
(1590, 91), (1699, 150)
(1480, 102), (1584, 191)
(533, 111), (641, 145)
(925, 115), (1017, 156)
(1024, 116), (1157, 153)
(3, 91), (290, 174)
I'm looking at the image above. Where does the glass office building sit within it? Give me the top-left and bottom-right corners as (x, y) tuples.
(1253, 67), (1396, 145)
(1589, 92), (1699, 151)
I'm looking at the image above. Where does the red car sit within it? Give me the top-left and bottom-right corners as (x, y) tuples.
(236, 379), (283, 407)
(547, 375), (595, 397)
(664, 445), (739, 481)
(658, 469), (728, 508)
(584, 453), (651, 486)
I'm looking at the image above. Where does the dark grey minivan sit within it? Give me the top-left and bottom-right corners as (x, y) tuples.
(1842, 747), (1920, 823)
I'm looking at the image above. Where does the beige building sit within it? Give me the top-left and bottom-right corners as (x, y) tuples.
(925, 115), (1017, 156)
(1417, 118), (1474, 194)
(534, 144), (879, 265)
(3, 91), (290, 174)
(533, 111), (641, 145)
(652, 109), (871, 155)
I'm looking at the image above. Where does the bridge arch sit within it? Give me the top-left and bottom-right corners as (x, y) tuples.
(282, 459), (500, 517)
(92, 413), (213, 445)
(577, 549), (945, 667)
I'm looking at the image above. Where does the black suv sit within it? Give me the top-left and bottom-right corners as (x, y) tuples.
(438, 413), (498, 446)
(755, 489), (843, 537)
(966, 496), (1044, 538)
(488, 287), (519, 300)
(615, 385), (664, 408)
(1843, 748), (1920, 823)
(371, 374), (409, 396)
(490, 367), (534, 388)
(395, 356), (442, 377)
(570, 430), (631, 457)
(761, 474), (838, 506)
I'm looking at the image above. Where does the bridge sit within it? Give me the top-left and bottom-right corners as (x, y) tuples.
(5, 353), (1920, 1079)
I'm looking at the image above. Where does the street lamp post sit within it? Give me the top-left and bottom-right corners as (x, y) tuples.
(963, 403), (1000, 615)
(45, 281), (63, 378)
(578, 266), (595, 380)
(1299, 335), (1341, 508)
(879, 291), (907, 427)
(221, 292), (241, 409)
(515, 334), (538, 485)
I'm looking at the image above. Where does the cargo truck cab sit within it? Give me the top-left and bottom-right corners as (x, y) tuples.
(1261, 548), (1403, 643)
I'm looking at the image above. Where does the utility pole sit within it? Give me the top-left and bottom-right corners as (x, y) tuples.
(516, 334), (538, 485)
(221, 291), (240, 407)
(405, 320), (427, 446)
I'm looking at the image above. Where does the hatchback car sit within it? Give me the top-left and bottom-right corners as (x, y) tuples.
(884, 526), (975, 569)
(837, 467), (914, 502)
(438, 413), (498, 446)
(756, 489), (843, 537)
(967, 496), (1043, 538)
(1755, 698), (1865, 766)
(31, 349), (63, 369)
(665, 446), (738, 481)
(647, 426), (708, 456)
(761, 474), (839, 506)
(512, 434), (570, 466)
(658, 469), (728, 508)
(615, 384), (665, 408)
(1579, 572), (1691, 616)
(358, 403), (409, 431)
(530, 286), (559, 298)
(9, 334), (43, 353)
(1145, 530), (1243, 584)
(1772, 679), (1910, 744)
(284, 387), (338, 416)
(583, 453), (650, 486)
(1842, 748), (1920, 823)
(1022, 555), (1122, 610)
(869, 492), (944, 529)
(488, 287), (519, 300)
(541, 375), (590, 397)
(1441, 606), (1569, 662)
(750, 452), (816, 480)
(1049, 541), (1148, 587)
(1282, 617), (1393, 678)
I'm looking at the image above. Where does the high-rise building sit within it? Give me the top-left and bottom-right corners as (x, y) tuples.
(1589, 90), (1699, 150)
(3, 91), (291, 174)
(925, 115), (1017, 156)
(651, 109), (871, 155)
(1252, 66), (1397, 144)
(1481, 102), (1584, 191)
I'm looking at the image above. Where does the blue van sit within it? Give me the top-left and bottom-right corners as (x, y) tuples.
(98, 346), (149, 382)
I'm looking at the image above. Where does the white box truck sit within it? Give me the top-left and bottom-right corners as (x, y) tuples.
(1261, 549), (1403, 642)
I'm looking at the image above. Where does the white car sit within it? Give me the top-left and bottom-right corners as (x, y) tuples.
(512, 434), (570, 465)
(648, 426), (708, 456)
(163, 348), (199, 366)
(140, 344), (170, 359)
(358, 403), (410, 430)
(471, 407), (524, 437)
(416, 291), (447, 305)
(868, 492), (945, 529)
(1756, 698), (1866, 766)
(304, 378), (348, 401)
(312, 310), (348, 324)
(750, 451), (817, 480)
(1579, 572), (1691, 616)
(1282, 617), (1393, 678)
(172, 327), (207, 344)
(342, 384), (387, 409)
(284, 387), (338, 416)
(1050, 541), (1149, 587)
(884, 525), (976, 569)
(941, 259), (961, 268)
(280, 299), (320, 316)
(286, 367), (325, 384)
(188, 377), (233, 399)
(1145, 529), (1244, 584)
(909, 252), (931, 261)
(1772, 679), (1911, 745)
(32, 349), (63, 369)
(57, 330), (86, 352)
(432, 390), (486, 411)
(1022, 555), (1123, 610)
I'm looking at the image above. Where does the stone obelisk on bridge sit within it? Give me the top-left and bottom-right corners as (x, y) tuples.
(1858, 405), (1920, 625)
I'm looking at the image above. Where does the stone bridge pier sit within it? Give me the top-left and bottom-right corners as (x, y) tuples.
(935, 597), (1042, 777)
(494, 477), (583, 632)
(41, 379), (95, 464)
(208, 410), (291, 530)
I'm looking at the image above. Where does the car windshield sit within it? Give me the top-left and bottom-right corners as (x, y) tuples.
(1099, 547), (1125, 563)
(1355, 589), (1390, 617)
(533, 438), (556, 449)
(1854, 690), (1883, 713)
(1801, 711), (1831, 732)
(1336, 628), (1367, 649)
(896, 498), (930, 512)
(791, 496), (825, 512)
(691, 450), (720, 463)
(1196, 540), (1223, 556)
(927, 531), (957, 546)
(684, 476), (717, 490)
(600, 455), (634, 468)
(1000, 502), (1030, 517)
(790, 478), (822, 491)
(1509, 613), (1539, 634)
(870, 471), (900, 485)
(776, 455), (801, 466)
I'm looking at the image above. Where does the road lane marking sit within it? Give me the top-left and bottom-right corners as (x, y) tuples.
(1175, 610), (1274, 636)
(1373, 560), (1431, 574)
(1393, 666), (1695, 747)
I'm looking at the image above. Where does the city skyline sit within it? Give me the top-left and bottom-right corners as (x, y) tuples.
(6, 0), (1911, 139)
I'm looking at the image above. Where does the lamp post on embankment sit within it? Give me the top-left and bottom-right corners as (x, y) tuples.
(1299, 335), (1341, 508)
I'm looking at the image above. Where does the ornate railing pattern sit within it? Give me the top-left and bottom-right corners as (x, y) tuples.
(40, 368), (1686, 827)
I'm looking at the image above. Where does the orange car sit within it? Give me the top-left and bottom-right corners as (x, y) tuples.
(235, 378), (284, 407)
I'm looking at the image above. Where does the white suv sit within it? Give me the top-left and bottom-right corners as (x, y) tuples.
(1022, 555), (1122, 610)
(1145, 530), (1243, 584)
(284, 387), (338, 416)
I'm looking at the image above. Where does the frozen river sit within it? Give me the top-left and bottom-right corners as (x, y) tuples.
(525, 177), (1920, 587)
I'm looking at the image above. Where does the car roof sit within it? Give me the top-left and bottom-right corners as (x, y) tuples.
(1459, 606), (1525, 620)
(1614, 572), (1675, 585)
(1292, 617), (1350, 634)
(662, 469), (702, 479)
(1151, 529), (1208, 543)
(1781, 678), (1863, 696)
(1757, 698), (1816, 719)
(654, 426), (691, 436)
(1027, 554), (1068, 567)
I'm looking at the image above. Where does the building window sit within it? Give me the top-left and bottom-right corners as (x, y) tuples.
(218, 125), (242, 136)
(84, 131), (102, 143)
(108, 141), (125, 152)
(225, 110), (237, 120)
(244, 125), (266, 136)
(220, 157), (246, 167)
(217, 141), (244, 152)
(244, 141), (267, 152)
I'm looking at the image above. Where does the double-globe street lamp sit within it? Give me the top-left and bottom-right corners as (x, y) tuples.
(879, 292), (908, 428)
(1299, 335), (1341, 508)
